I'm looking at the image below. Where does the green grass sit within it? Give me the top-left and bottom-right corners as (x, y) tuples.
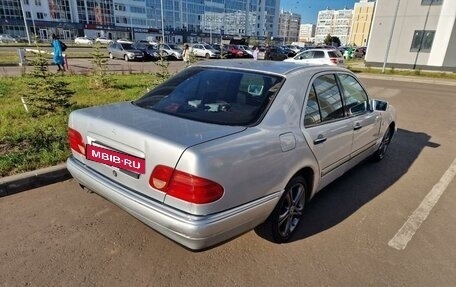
(0, 73), (158, 177)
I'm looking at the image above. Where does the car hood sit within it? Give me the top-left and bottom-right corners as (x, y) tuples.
(125, 49), (143, 53)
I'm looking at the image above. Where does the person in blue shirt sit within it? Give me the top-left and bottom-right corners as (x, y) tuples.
(51, 34), (65, 72)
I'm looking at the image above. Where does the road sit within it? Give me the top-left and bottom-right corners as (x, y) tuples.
(1, 78), (455, 286)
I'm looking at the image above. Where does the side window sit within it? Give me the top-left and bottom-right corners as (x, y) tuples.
(313, 51), (325, 58)
(313, 74), (345, 121)
(304, 85), (322, 126)
(338, 74), (368, 115)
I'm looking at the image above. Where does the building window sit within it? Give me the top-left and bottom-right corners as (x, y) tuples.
(35, 0), (41, 6)
(26, 11), (31, 19)
(37, 12), (44, 19)
(421, 0), (443, 5)
(410, 30), (435, 52)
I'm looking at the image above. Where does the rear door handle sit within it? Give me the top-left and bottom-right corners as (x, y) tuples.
(313, 135), (327, 145)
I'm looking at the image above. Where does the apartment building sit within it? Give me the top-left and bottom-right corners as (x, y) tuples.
(0, 0), (280, 43)
(278, 10), (301, 44)
(365, 0), (456, 71)
(299, 23), (315, 43)
(315, 8), (353, 45)
(348, 0), (375, 46)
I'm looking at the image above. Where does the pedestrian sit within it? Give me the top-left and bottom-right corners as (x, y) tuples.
(182, 44), (190, 65)
(265, 45), (271, 60)
(51, 33), (65, 72)
(253, 46), (259, 60)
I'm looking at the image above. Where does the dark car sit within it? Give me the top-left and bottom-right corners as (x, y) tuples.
(265, 46), (288, 61)
(132, 42), (160, 61)
(108, 42), (144, 61)
(281, 46), (296, 58)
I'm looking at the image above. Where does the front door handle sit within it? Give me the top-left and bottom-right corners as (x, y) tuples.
(313, 135), (327, 145)
(353, 123), (362, 130)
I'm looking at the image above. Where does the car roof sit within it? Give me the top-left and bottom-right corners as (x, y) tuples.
(193, 59), (348, 76)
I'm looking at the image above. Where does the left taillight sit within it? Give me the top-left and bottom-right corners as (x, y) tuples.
(150, 165), (224, 204)
(330, 58), (338, 64)
(68, 127), (85, 155)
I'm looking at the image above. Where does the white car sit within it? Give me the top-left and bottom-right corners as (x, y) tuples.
(74, 36), (93, 45)
(191, 44), (221, 58)
(0, 34), (18, 43)
(95, 37), (114, 45)
(285, 48), (345, 67)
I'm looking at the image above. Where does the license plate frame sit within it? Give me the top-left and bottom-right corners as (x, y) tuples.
(86, 144), (146, 174)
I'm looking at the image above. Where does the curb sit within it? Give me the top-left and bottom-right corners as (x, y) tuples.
(356, 73), (456, 87)
(0, 163), (71, 197)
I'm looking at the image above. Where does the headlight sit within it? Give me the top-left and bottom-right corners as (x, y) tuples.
(127, 52), (134, 57)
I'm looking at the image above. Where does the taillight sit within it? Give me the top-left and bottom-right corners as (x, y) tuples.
(68, 127), (86, 155)
(330, 58), (338, 64)
(150, 165), (224, 204)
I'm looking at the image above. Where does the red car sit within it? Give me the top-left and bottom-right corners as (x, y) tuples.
(225, 44), (249, 58)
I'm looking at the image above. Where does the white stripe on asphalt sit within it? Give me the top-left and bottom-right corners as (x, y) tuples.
(388, 157), (456, 250)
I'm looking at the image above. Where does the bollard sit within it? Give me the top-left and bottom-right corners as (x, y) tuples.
(18, 48), (26, 66)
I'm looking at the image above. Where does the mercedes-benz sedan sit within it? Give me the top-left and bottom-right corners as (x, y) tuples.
(67, 60), (396, 250)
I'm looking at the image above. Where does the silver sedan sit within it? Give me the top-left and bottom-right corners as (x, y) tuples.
(67, 60), (396, 250)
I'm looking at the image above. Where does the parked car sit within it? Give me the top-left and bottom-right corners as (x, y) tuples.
(74, 36), (93, 45)
(0, 34), (18, 43)
(131, 42), (160, 61)
(211, 44), (230, 58)
(191, 43), (221, 58)
(225, 44), (249, 58)
(266, 46), (288, 61)
(157, 43), (183, 60)
(107, 42), (144, 61)
(67, 60), (396, 250)
(116, 39), (134, 44)
(95, 37), (113, 45)
(237, 45), (254, 58)
(284, 48), (345, 67)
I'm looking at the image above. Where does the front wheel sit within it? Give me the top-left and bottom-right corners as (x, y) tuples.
(124, 54), (129, 62)
(372, 126), (392, 161)
(205, 53), (210, 59)
(268, 176), (307, 243)
(109, 52), (113, 59)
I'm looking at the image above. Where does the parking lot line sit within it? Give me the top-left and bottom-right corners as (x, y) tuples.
(388, 157), (456, 250)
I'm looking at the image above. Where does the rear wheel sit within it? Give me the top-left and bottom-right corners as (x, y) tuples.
(268, 176), (307, 243)
(205, 53), (210, 59)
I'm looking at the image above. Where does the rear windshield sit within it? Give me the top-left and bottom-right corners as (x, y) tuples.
(134, 67), (284, 126)
(328, 50), (343, 58)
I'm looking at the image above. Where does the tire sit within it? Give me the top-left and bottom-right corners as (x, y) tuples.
(124, 54), (129, 62)
(372, 126), (392, 161)
(109, 52), (113, 59)
(205, 53), (210, 59)
(267, 176), (307, 243)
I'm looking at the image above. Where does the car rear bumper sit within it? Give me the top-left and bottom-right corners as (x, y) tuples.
(67, 156), (281, 250)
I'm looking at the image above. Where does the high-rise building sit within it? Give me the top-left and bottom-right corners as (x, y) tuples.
(278, 10), (301, 44)
(366, 0), (456, 71)
(0, 0), (280, 43)
(299, 23), (315, 43)
(348, 0), (375, 46)
(315, 8), (353, 45)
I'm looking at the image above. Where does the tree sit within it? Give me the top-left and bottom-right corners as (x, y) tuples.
(22, 44), (74, 115)
(90, 42), (111, 88)
(331, 36), (341, 47)
(324, 34), (332, 45)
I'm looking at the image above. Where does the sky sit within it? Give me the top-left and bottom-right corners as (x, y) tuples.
(280, 0), (357, 24)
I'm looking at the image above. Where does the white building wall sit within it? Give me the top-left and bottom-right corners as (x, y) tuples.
(366, 0), (456, 70)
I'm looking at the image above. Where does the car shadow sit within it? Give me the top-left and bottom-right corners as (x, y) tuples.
(255, 128), (440, 243)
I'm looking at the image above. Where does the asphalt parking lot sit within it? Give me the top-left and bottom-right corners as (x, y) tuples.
(0, 67), (455, 286)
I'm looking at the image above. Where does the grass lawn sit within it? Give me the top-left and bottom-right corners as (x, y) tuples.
(0, 73), (157, 177)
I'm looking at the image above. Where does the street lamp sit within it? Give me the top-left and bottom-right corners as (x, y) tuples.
(19, 0), (31, 44)
(160, 0), (165, 43)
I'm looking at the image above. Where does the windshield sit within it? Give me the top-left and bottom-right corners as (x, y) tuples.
(134, 67), (284, 126)
(122, 43), (133, 49)
(168, 44), (182, 51)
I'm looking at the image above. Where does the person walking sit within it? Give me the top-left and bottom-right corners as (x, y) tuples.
(182, 44), (190, 65)
(253, 46), (259, 60)
(51, 34), (65, 72)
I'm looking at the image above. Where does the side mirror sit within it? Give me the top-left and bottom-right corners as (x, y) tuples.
(370, 99), (388, 111)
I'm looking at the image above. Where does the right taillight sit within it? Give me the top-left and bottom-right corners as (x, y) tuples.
(68, 127), (85, 155)
(150, 165), (224, 204)
(330, 58), (338, 64)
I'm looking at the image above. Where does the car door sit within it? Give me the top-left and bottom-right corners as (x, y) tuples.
(337, 73), (381, 159)
(113, 43), (122, 59)
(194, 44), (202, 57)
(308, 50), (326, 65)
(303, 73), (353, 187)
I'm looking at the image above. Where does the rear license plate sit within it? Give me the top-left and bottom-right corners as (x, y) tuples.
(86, 144), (145, 174)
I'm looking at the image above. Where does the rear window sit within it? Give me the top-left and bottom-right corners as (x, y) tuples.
(328, 50), (343, 58)
(134, 67), (284, 126)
